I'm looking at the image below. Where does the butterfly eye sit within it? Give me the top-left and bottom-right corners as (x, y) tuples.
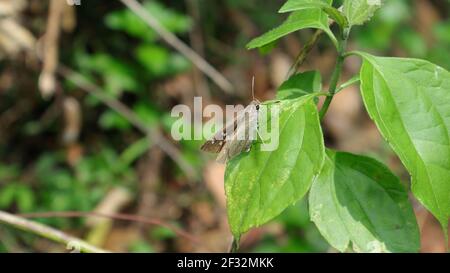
(256, 105), (260, 110)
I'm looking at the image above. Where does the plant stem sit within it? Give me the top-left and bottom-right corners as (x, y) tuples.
(286, 29), (324, 79)
(229, 237), (239, 253)
(319, 31), (349, 120)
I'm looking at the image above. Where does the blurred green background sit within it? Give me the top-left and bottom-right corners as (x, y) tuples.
(0, 0), (448, 252)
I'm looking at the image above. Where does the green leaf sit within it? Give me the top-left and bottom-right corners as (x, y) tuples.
(279, 0), (332, 12)
(258, 41), (278, 55)
(357, 52), (450, 233)
(310, 150), (420, 253)
(247, 10), (337, 49)
(277, 71), (322, 100)
(343, 0), (383, 26)
(279, 0), (348, 28)
(225, 96), (325, 237)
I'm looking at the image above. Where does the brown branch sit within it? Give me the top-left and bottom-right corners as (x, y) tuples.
(39, 0), (64, 98)
(119, 0), (234, 94)
(136, 147), (163, 230)
(18, 211), (203, 249)
(0, 210), (109, 253)
(185, 0), (211, 101)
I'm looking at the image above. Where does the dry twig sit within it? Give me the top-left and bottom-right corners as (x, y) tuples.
(39, 0), (64, 98)
(0, 210), (109, 253)
(185, 0), (211, 101)
(119, 0), (234, 94)
(19, 211), (203, 249)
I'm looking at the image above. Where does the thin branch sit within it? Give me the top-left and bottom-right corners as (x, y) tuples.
(18, 211), (204, 249)
(119, 0), (234, 94)
(185, 0), (211, 101)
(0, 210), (109, 253)
(286, 29), (323, 79)
(57, 65), (197, 181)
(38, 0), (64, 98)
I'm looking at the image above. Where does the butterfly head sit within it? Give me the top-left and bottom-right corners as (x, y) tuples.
(249, 99), (261, 110)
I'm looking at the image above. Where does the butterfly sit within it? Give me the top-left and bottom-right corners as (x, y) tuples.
(201, 78), (260, 163)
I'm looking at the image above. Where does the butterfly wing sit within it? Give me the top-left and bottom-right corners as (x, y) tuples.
(201, 102), (254, 153)
(215, 103), (259, 163)
(215, 137), (253, 164)
(201, 100), (260, 163)
(200, 138), (227, 153)
(200, 118), (237, 153)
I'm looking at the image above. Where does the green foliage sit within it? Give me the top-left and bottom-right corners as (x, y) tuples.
(129, 240), (155, 253)
(352, 1), (410, 52)
(225, 95), (324, 237)
(99, 110), (133, 131)
(0, 183), (35, 212)
(75, 52), (140, 97)
(429, 21), (450, 69)
(252, 200), (329, 253)
(135, 45), (190, 77)
(1, 0), (448, 254)
(246, 9), (337, 49)
(77, 1), (193, 138)
(279, 0), (348, 29)
(351, 0), (450, 70)
(104, 1), (191, 78)
(357, 52), (450, 232)
(343, 0), (383, 27)
(151, 226), (176, 240)
(279, 0), (332, 12)
(310, 150), (420, 252)
(276, 71), (322, 100)
(241, 0), (449, 252)
(0, 150), (136, 228)
(105, 1), (192, 42)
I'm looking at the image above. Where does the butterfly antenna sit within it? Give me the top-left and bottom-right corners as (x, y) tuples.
(251, 76), (255, 100)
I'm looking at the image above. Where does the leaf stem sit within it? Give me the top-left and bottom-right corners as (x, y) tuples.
(229, 237), (240, 253)
(319, 30), (349, 120)
(286, 29), (324, 79)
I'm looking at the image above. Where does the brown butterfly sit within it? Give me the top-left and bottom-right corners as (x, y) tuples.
(201, 78), (260, 163)
(201, 100), (260, 163)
